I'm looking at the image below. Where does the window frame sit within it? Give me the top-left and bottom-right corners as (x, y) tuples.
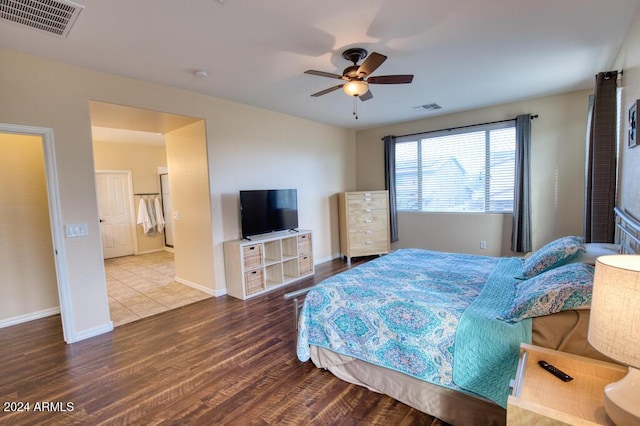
(394, 121), (516, 214)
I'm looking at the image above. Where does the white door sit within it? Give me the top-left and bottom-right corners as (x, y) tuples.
(96, 171), (135, 259)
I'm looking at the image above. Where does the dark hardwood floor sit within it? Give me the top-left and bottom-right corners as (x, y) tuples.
(0, 257), (440, 425)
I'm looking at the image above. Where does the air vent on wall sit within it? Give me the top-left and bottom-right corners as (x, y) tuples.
(0, 0), (83, 38)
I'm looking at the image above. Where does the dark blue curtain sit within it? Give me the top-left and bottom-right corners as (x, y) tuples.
(383, 135), (399, 242)
(512, 114), (532, 253)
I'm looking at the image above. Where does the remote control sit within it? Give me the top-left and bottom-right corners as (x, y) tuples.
(538, 360), (573, 382)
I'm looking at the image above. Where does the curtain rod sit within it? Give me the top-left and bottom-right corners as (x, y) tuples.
(601, 70), (623, 78)
(134, 192), (159, 196)
(381, 114), (539, 141)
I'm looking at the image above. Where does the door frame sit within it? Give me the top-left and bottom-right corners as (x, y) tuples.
(159, 172), (173, 248)
(1, 123), (74, 343)
(95, 170), (138, 257)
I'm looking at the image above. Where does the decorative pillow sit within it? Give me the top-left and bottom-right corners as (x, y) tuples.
(501, 263), (594, 323)
(566, 243), (621, 265)
(521, 236), (585, 278)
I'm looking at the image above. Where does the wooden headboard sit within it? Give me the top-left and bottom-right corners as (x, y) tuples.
(614, 207), (640, 254)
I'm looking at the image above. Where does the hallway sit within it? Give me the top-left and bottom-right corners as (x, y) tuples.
(105, 252), (211, 327)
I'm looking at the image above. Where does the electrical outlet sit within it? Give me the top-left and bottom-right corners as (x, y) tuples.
(480, 241), (487, 249)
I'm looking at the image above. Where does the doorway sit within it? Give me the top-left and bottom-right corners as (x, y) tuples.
(0, 124), (73, 342)
(90, 101), (214, 326)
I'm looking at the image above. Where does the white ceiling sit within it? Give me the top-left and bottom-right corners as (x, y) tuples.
(1, 0), (639, 130)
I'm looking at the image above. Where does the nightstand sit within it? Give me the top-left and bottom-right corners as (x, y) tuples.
(507, 343), (628, 425)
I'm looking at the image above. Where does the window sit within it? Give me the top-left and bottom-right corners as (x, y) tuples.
(395, 122), (516, 213)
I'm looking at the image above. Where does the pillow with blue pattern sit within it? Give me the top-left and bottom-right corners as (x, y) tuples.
(521, 236), (585, 278)
(501, 262), (594, 323)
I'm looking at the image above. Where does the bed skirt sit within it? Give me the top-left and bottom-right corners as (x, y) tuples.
(310, 345), (506, 426)
(309, 308), (607, 426)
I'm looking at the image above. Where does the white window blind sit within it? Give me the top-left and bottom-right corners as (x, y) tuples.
(395, 122), (516, 213)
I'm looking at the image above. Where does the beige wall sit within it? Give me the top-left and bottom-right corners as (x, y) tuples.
(0, 133), (59, 322)
(93, 141), (167, 193)
(0, 47), (355, 340)
(355, 89), (592, 256)
(165, 121), (215, 292)
(614, 10), (640, 217)
(211, 102), (355, 262)
(93, 140), (167, 253)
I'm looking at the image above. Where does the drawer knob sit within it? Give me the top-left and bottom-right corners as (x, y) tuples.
(365, 209), (372, 212)
(365, 230), (372, 234)
(365, 219), (372, 223)
(365, 241), (373, 245)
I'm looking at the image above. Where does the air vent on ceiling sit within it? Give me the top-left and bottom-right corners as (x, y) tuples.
(0, 0), (84, 38)
(413, 103), (442, 113)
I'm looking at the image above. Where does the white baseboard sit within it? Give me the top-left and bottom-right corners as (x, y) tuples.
(0, 307), (61, 329)
(136, 248), (165, 255)
(315, 253), (342, 264)
(213, 287), (227, 297)
(175, 276), (223, 296)
(69, 321), (113, 343)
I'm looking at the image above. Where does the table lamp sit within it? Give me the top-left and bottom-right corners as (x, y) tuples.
(588, 255), (640, 426)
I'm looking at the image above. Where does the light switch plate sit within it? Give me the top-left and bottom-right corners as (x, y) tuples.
(65, 223), (88, 238)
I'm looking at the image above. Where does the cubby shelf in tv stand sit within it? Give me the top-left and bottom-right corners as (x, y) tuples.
(223, 229), (314, 300)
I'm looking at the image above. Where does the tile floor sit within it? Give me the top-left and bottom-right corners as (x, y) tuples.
(105, 251), (211, 327)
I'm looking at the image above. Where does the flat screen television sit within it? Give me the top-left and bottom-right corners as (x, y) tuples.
(239, 189), (298, 239)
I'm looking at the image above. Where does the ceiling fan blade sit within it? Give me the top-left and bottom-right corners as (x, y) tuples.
(310, 84), (344, 97)
(367, 75), (414, 84)
(305, 70), (345, 80)
(359, 90), (373, 101)
(357, 52), (387, 77)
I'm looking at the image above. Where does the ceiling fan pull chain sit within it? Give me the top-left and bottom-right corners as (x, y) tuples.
(353, 96), (359, 120)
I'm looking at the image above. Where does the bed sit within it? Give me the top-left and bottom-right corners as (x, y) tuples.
(287, 207), (640, 426)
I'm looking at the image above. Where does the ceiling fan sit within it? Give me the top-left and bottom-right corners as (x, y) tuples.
(305, 48), (414, 102)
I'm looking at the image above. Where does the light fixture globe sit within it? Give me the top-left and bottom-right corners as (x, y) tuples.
(343, 80), (368, 97)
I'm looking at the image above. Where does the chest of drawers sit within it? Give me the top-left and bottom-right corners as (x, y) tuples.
(338, 191), (390, 264)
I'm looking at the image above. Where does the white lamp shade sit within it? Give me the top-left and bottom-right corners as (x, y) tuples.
(588, 255), (640, 368)
(343, 80), (368, 97)
(589, 256), (640, 426)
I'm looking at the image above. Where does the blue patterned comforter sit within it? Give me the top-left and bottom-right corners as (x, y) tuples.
(297, 248), (530, 407)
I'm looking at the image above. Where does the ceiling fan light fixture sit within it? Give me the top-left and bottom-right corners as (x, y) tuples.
(343, 80), (368, 97)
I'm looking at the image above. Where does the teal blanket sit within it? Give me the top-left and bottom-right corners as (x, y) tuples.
(453, 257), (531, 408)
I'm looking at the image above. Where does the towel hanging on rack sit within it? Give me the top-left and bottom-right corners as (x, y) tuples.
(154, 196), (165, 233)
(147, 198), (157, 229)
(137, 198), (153, 235)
